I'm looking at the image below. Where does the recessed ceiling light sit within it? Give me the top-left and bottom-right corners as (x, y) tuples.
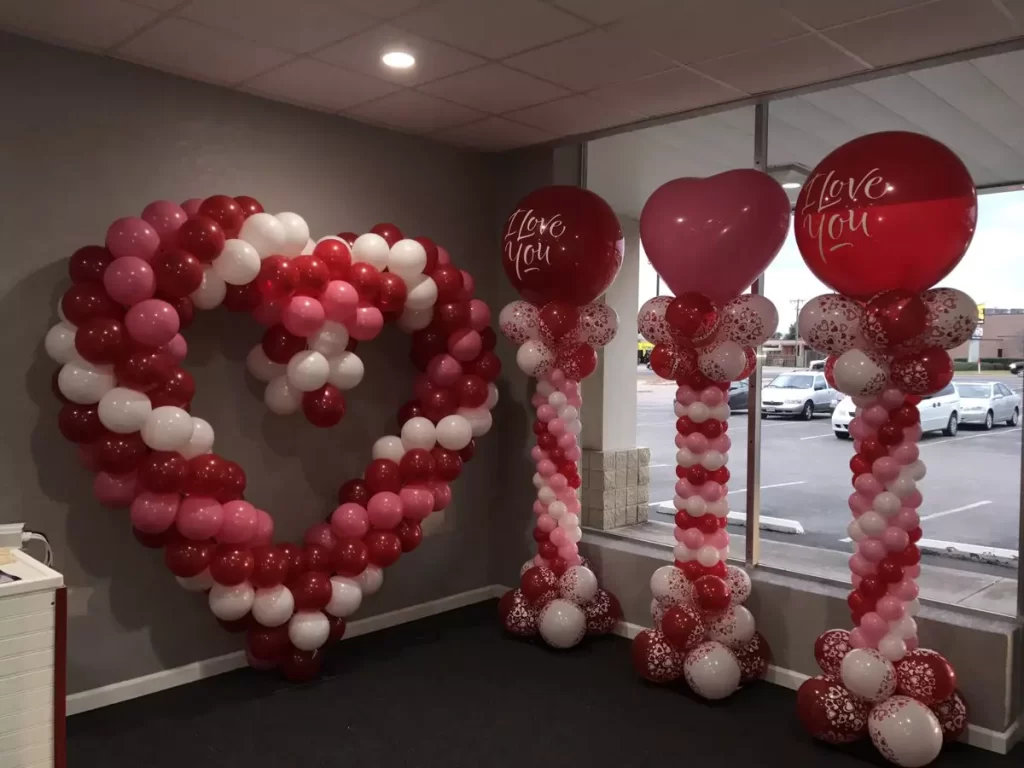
(382, 51), (415, 69)
(782, 182), (802, 189)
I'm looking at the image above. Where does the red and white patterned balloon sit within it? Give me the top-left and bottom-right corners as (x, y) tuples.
(584, 588), (621, 635)
(558, 565), (599, 605)
(719, 294), (778, 347)
(649, 564), (694, 606)
(798, 294), (866, 356)
(683, 640), (741, 700)
(919, 288), (978, 350)
(797, 675), (870, 744)
(869, 695), (943, 767)
(889, 347), (954, 397)
(499, 300), (540, 344)
(650, 596), (672, 627)
(632, 628), (685, 683)
(705, 605), (756, 649)
(734, 631), (772, 683)
(814, 628), (852, 678)
(638, 297), (674, 345)
(698, 339), (746, 382)
(725, 565), (751, 605)
(894, 648), (957, 706)
(537, 598), (586, 649)
(575, 303), (618, 348)
(500, 588), (538, 637)
(930, 689), (968, 742)
(841, 648), (897, 702)
(832, 348), (890, 397)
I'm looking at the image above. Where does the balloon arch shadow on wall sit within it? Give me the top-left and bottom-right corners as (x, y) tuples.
(45, 195), (503, 681)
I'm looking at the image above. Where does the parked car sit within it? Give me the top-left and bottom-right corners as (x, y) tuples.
(831, 383), (961, 439)
(761, 371), (836, 420)
(638, 339), (653, 367)
(954, 381), (1021, 429)
(1009, 362), (1024, 376)
(728, 380), (749, 410)
(809, 359), (826, 371)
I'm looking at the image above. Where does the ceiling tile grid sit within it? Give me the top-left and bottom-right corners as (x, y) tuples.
(0, 0), (1022, 151)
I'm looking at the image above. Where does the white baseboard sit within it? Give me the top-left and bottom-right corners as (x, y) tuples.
(67, 584), (507, 716)
(611, 620), (1019, 755)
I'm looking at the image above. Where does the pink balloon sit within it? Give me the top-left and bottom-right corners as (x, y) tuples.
(448, 329), (482, 362)
(530, 393), (547, 409)
(106, 217), (160, 262)
(892, 578), (919, 601)
(905, 636), (919, 651)
(849, 553), (877, 577)
(904, 423), (923, 442)
(894, 508), (920, 530)
(556, 487), (576, 504)
(549, 528), (569, 547)
(557, 432), (576, 449)
(706, 529), (729, 549)
(93, 471), (138, 508)
(367, 491), (403, 530)
(851, 574), (863, 589)
(681, 528), (704, 549)
(103, 256), (155, 305)
(218, 500), (257, 544)
(849, 628), (869, 648)
(889, 441), (919, 465)
(675, 433), (685, 449)
(400, 487), (435, 521)
(252, 510), (274, 546)
(848, 417), (870, 441)
(859, 611), (888, 641)
(141, 200), (188, 245)
(903, 490), (923, 509)
(176, 496), (224, 540)
(849, 492), (872, 516)
(537, 514), (557, 533)
(564, 497), (581, 515)
(862, 404), (889, 427)
(871, 457), (901, 482)
(859, 537), (887, 562)
(548, 473), (568, 491)
(676, 385), (697, 405)
(700, 480), (724, 501)
(905, 563), (921, 579)
(304, 522), (337, 552)
(436, 246), (451, 265)
(685, 432), (709, 453)
(537, 459), (556, 477)
(530, 446), (547, 462)
(532, 500), (546, 516)
(882, 526), (910, 552)
(282, 296), (325, 337)
(428, 481), (451, 511)
(565, 446), (582, 462)
(331, 502), (370, 538)
(252, 298), (284, 326)
(534, 554), (546, 567)
(880, 387), (905, 410)
(459, 270), (474, 300)
(161, 334), (188, 364)
(876, 595), (905, 621)
(536, 404), (556, 422)
(468, 299), (491, 331)
(125, 298), (179, 347)
(321, 280), (359, 323)
(567, 393), (583, 408)
(180, 198), (202, 217)
(673, 526), (687, 542)
(709, 434), (731, 453)
(427, 354), (462, 387)
(348, 304), (384, 341)
(700, 387), (724, 406)
(639, 169), (791, 304)
(853, 473), (883, 498)
(562, 381), (579, 398)
(558, 543), (578, 560)
(130, 491), (179, 534)
(675, 478), (695, 498)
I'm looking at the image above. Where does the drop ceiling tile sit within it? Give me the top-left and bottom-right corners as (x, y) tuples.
(505, 94), (647, 135)
(434, 117), (553, 150)
(179, 0), (375, 54)
(974, 49), (1024, 111)
(344, 90), (486, 133)
(694, 34), (866, 95)
(0, 0), (158, 51)
(395, 0), (590, 59)
(315, 24), (485, 86)
(116, 17), (294, 85)
(128, 0), (182, 9)
(246, 58), (400, 112)
(823, 0), (1016, 67)
(587, 67), (745, 119)
(506, 28), (674, 91)
(609, 0), (804, 64)
(418, 64), (568, 114)
(551, 0), (668, 25)
(334, 0), (430, 18)
(776, 0), (932, 29)
(1004, 0), (1024, 25)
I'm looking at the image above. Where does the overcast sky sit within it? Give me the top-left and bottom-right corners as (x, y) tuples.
(638, 189), (1024, 332)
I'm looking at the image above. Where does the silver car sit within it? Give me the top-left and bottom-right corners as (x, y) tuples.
(954, 381), (1021, 429)
(761, 371), (836, 420)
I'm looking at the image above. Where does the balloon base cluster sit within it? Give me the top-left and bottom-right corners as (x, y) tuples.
(801, 629), (965, 766)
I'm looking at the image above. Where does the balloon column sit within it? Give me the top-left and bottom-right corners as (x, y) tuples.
(630, 169), (791, 699)
(45, 195), (500, 681)
(496, 186), (625, 648)
(793, 132), (976, 766)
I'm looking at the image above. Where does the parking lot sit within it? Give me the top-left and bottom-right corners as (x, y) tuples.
(638, 368), (1022, 570)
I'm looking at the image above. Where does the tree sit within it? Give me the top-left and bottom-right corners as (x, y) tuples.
(783, 322), (797, 341)
(770, 331), (783, 340)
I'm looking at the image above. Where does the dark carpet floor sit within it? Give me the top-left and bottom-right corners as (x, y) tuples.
(69, 600), (1021, 768)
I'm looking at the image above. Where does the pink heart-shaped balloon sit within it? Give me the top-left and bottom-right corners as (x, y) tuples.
(639, 169), (791, 304)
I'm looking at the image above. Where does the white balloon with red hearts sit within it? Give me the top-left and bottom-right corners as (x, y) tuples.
(683, 641), (742, 700)
(725, 565), (751, 605)
(575, 303), (619, 348)
(698, 339), (746, 382)
(705, 605), (756, 649)
(649, 565), (693, 606)
(841, 648), (897, 702)
(537, 598), (587, 649)
(919, 287), (978, 350)
(719, 294), (778, 347)
(638, 297), (675, 345)
(868, 695), (943, 767)
(798, 293), (867, 356)
(557, 565), (599, 605)
(832, 348), (890, 396)
(499, 300), (540, 344)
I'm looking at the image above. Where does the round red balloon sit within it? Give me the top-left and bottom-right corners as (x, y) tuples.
(797, 675), (870, 744)
(795, 132), (976, 299)
(502, 186), (623, 307)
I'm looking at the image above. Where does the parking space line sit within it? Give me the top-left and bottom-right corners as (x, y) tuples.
(651, 501), (804, 534)
(919, 500), (992, 523)
(728, 481), (807, 495)
(800, 433), (833, 440)
(915, 538), (1018, 567)
(921, 427), (1020, 448)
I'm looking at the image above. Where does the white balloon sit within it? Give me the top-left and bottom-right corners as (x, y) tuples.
(516, 339), (555, 378)
(536, 381), (555, 397)
(372, 435), (405, 463)
(265, 376), (302, 415)
(208, 581), (254, 621)
(190, 268), (226, 310)
(537, 599), (586, 649)
(351, 233), (390, 269)
(141, 405), (194, 451)
(700, 450), (725, 471)
(567, 526), (583, 543)
(532, 473), (545, 490)
(688, 402), (710, 423)
(673, 543), (695, 562)
(673, 401), (686, 418)
(706, 499), (729, 518)
(719, 294), (778, 346)
(833, 348), (890, 397)
(308, 321), (350, 357)
(558, 406), (578, 421)
(710, 403), (731, 421)
(404, 274), (438, 311)
(211, 239), (261, 285)
(559, 513), (580, 529)
(537, 486), (556, 504)
(907, 460), (926, 482)
(355, 564), (383, 595)
(246, 345), (284, 383)
(326, 576), (363, 618)
(401, 416), (437, 451)
(44, 322), (77, 364)
(301, 238), (315, 255)
(564, 418), (582, 436)
(548, 391), (567, 409)
(388, 239), (427, 278)
(288, 610), (330, 651)
(858, 510), (887, 537)
(686, 496), (707, 517)
(840, 648), (897, 702)
(326, 351), (364, 390)
(868, 696), (943, 768)
(251, 585), (295, 627)
(878, 633), (908, 662)
(891, 616), (918, 639)
(547, 501), (567, 520)
(676, 447), (697, 467)
(485, 383), (499, 410)
(286, 350), (329, 392)
(181, 417), (215, 459)
(873, 491), (902, 517)
(58, 361), (115, 404)
(706, 606), (755, 649)
(725, 565), (751, 605)
(557, 566), (598, 604)
(696, 544), (720, 567)
(457, 407), (492, 437)
(176, 569), (214, 592)
(275, 212), (309, 257)
(98, 387), (152, 434)
(397, 306), (433, 332)
(684, 641), (741, 700)
(239, 212), (287, 258)
(435, 415), (472, 450)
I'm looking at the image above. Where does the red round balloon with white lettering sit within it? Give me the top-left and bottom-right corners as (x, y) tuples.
(502, 186), (624, 307)
(795, 132), (977, 300)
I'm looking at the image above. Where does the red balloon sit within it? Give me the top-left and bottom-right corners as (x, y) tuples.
(115, 351), (174, 391)
(823, 354), (838, 388)
(895, 649), (957, 706)
(686, 465), (707, 485)
(395, 519), (422, 552)
(376, 272), (408, 313)
(223, 281), (262, 312)
(631, 629), (685, 683)
(247, 626), (289, 663)
(69, 245), (114, 284)
(289, 571), (332, 611)
(661, 605), (706, 651)
(74, 318), (128, 365)
(459, 439), (476, 463)
(479, 326), (497, 351)
(666, 292), (718, 343)
(138, 451), (188, 493)
(149, 368), (195, 409)
(167, 295), (195, 330)
(538, 301), (580, 345)
(365, 530), (402, 567)
(548, 556), (569, 577)
(797, 675), (869, 744)
(469, 351), (501, 381)
(813, 629), (851, 678)
(735, 631), (773, 683)
(421, 387), (457, 422)
(293, 255), (330, 297)
(164, 538), (215, 578)
(234, 195), (264, 218)
(414, 236), (439, 274)
(434, 301), (469, 334)
(858, 576), (887, 600)
(859, 437), (888, 464)
(370, 222), (403, 247)
(262, 324), (307, 364)
(692, 574), (731, 614)
(931, 690), (968, 742)
(863, 289), (929, 350)
(312, 239), (351, 280)
(430, 447), (462, 482)
(520, 566), (559, 605)
(279, 542), (307, 579)
(133, 526), (176, 549)
(338, 478), (371, 506)
(151, 249), (204, 298)
(334, 538), (369, 577)
(877, 558), (904, 583)
(850, 454), (871, 476)
(877, 422), (904, 446)
(538, 541), (558, 560)
(398, 449), (434, 484)
(500, 589), (538, 636)
(890, 347), (954, 396)
(327, 615), (347, 643)
(410, 328), (447, 370)
(302, 385), (346, 427)
(454, 375), (488, 408)
(304, 544), (334, 573)
(251, 546), (289, 588)
(795, 132), (977, 299)
(58, 404), (105, 444)
(219, 461), (247, 501)
(431, 264), (463, 304)
(348, 262), (381, 301)
(184, 454), (229, 496)
(94, 432), (147, 474)
(700, 419), (723, 438)
(210, 546), (255, 586)
(336, 231), (358, 245)
(503, 186), (623, 306)
(365, 459), (402, 494)
(257, 256), (298, 301)
(198, 195), (246, 238)
(61, 282), (121, 326)
(649, 343), (697, 381)
(557, 342), (597, 380)
(280, 648), (322, 681)
(177, 216), (225, 263)
(891, 404), (920, 427)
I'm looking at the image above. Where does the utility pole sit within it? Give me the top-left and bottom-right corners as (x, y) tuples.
(790, 298), (803, 366)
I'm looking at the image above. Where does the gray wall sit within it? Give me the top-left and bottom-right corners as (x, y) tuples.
(0, 32), (514, 693)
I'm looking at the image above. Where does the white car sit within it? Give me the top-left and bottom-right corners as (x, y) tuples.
(954, 381), (1021, 429)
(761, 371), (837, 420)
(832, 383), (961, 439)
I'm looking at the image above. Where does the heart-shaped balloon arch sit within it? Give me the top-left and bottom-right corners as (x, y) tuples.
(44, 195), (500, 680)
